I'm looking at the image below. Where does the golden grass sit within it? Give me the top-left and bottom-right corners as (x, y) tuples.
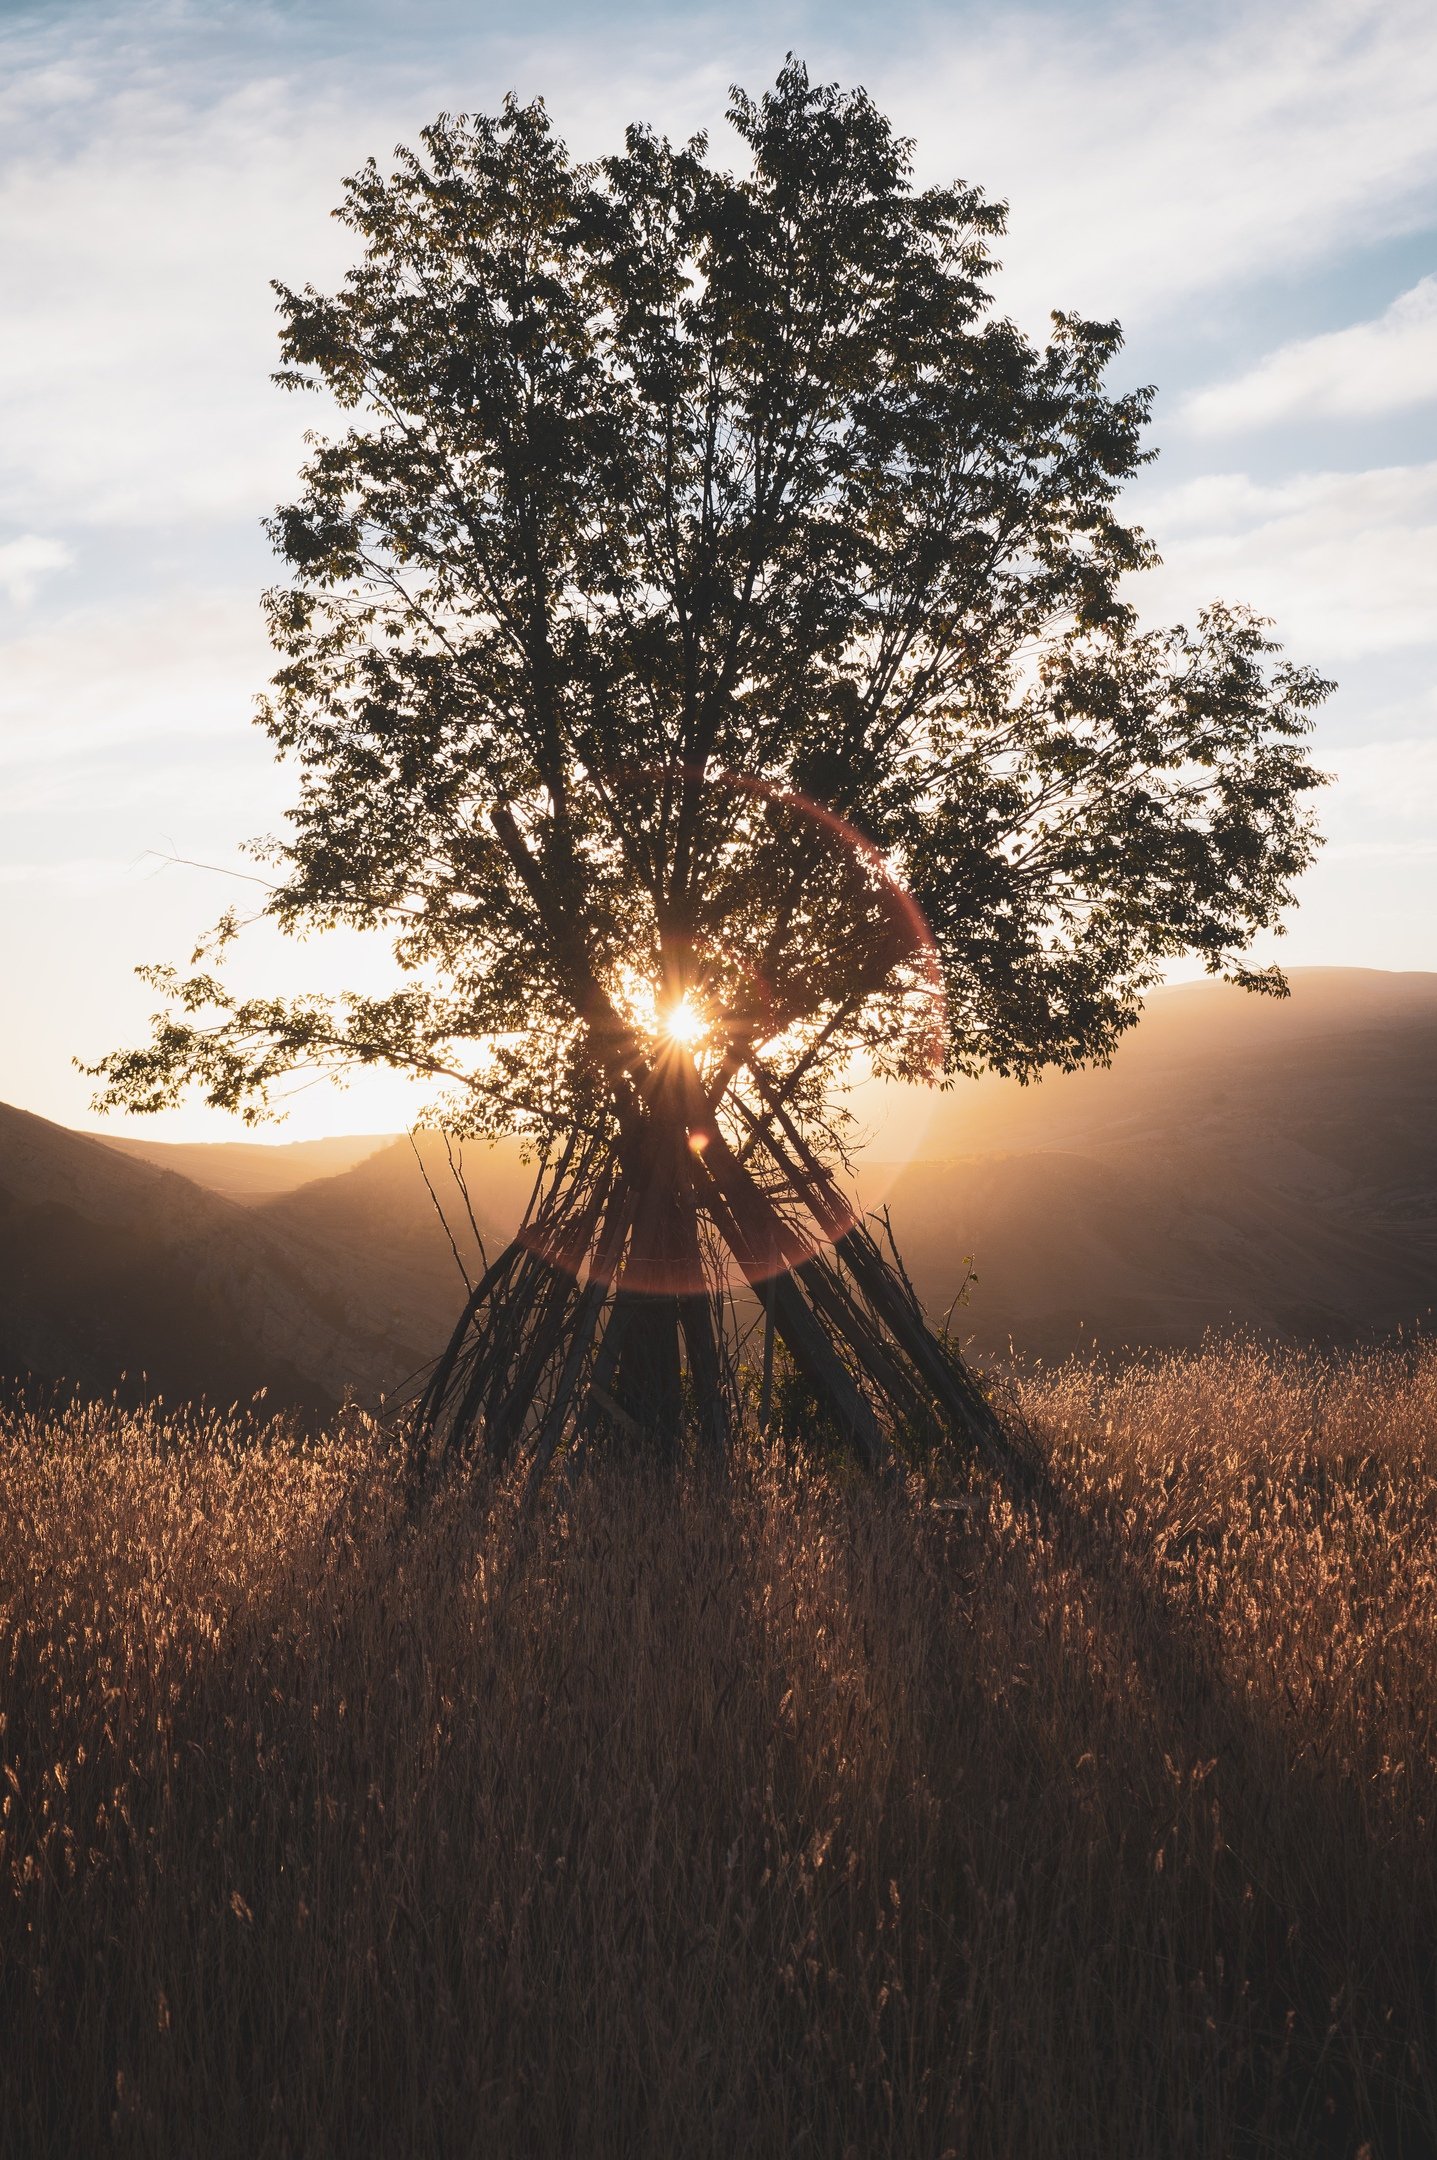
(3, 1342), (1436, 2157)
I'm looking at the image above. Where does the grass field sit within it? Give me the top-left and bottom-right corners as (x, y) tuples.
(3, 1342), (1435, 2157)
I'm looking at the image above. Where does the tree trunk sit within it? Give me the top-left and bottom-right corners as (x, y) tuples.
(408, 801), (1015, 1492)
(409, 1037), (1017, 1499)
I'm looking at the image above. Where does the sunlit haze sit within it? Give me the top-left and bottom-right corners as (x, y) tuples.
(3, 0), (1435, 1142)
(662, 998), (711, 1050)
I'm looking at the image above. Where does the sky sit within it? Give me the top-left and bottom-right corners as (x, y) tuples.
(2, 0), (1435, 1141)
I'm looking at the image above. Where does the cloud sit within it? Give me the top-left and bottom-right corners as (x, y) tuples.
(0, 533), (71, 604)
(0, 589), (269, 765)
(3, 0), (1437, 530)
(0, 11), (730, 530)
(0, 69), (362, 528)
(0, 585), (286, 880)
(880, 0), (1437, 329)
(1134, 462), (1437, 658)
(1182, 278), (1437, 433)
(1323, 732), (1437, 838)
(0, 856), (132, 892)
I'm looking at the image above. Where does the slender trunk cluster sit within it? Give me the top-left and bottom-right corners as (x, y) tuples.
(408, 1040), (1018, 1504)
(404, 803), (1023, 1501)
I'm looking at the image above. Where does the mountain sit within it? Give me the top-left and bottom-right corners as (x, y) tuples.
(256, 1129), (541, 1337)
(862, 968), (1437, 1357)
(208, 968), (1437, 1365)
(0, 1103), (437, 1412)
(7, 970), (1433, 1409)
(98, 1131), (389, 1202)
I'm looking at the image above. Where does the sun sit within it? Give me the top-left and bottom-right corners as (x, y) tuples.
(661, 994), (709, 1048)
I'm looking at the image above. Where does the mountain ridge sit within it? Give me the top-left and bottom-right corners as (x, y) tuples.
(4, 969), (1433, 1405)
(0, 1102), (436, 1411)
(97, 1131), (391, 1203)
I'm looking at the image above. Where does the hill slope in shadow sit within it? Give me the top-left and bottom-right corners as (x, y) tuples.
(256, 1130), (540, 1333)
(252, 968), (1437, 1365)
(11, 970), (1432, 1407)
(97, 1131), (390, 1203)
(0, 1105), (436, 1411)
(862, 969), (1437, 1357)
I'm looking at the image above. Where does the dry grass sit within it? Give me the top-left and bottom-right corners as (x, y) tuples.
(3, 1342), (1437, 2157)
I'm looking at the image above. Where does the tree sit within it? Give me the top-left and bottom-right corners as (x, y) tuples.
(93, 64), (1329, 1488)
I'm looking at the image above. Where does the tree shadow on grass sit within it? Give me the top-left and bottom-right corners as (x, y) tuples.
(912, 1404), (1437, 2158)
(3, 1397), (1435, 2159)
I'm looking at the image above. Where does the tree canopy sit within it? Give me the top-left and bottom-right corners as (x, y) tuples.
(95, 62), (1328, 1154)
(91, 65), (1331, 1478)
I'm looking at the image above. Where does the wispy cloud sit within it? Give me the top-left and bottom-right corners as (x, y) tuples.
(1136, 463), (1437, 658)
(0, 534), (71, 604)
(882, 0), (1437, 326)
(4, 0), (1437, 528)
(1182, 278), (1437, 433)
(1323, 732), (1437, 835)
(0, 591), (269, 764)
(0, 70), (361, 528)
(0, 856), (135, 892)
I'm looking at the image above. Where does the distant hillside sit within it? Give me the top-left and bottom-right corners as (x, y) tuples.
(864, 969), (1437, 1357)
(235, 969), (1437, 1364)
(258, 1130), (541, 1324)
(0, 1104), (436, 1412)
(97, 1131), (389, 1202)
(7, 970), (1433, 1409)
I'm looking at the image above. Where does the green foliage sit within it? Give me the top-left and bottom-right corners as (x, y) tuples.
(92, 62), (1329, 1138)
